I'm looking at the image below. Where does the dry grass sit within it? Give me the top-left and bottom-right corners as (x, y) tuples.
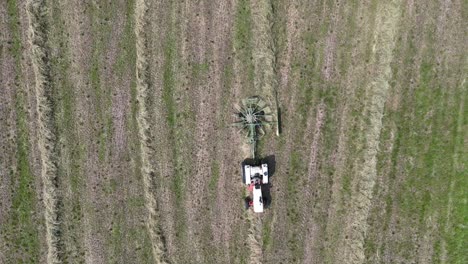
(26, 1), (62, 263)
(247, 211), (264, 264)
(243, 2), (277, 262)
(250, 0), (278, 131)
(335, 1), (403, 263)
(134, 0), (168, 263)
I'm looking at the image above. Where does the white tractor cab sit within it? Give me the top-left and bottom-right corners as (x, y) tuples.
(243, 162), (268, 213)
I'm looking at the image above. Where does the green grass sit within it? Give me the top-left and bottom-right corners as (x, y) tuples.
(161, 4), (194, 257)
(448, 169), (467, 263)
(6, 0), (21, 58)
(192, 62), (210, 81)
(9, 97), (40, 262)
(2, 0), (41, 261)
(217, 60), (234, 125)
(47, 1), (88, 261)
(162, 36), (177, 130)
(336, 1), (359, 77)
(365, 24), (418, 259)
(363, 29), (466, 261)
(208, 161), (220, 192)
(446, 81), (467, 263)
(109, 215), (123, 264)
(114, 0), (136, 76)
(286, 150), (301, 224)
(262, 222), (272, 249)
(128, 226), (155, 263)
(234, 0), (255, 87)
(89, 1), (117, 163)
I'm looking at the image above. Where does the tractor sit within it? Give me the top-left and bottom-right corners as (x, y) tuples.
(233, 96), (275, 213)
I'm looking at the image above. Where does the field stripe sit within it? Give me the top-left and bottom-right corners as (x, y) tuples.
(246, 212), (263, 264)
(245, 0), (277, 262)
(250, 0), (277, 113)
(134, 1), (167, 263)
(442, 76), (466, 263)
(335, 1), (402, 263)
(25, 1), (62, 263)
(302, 102), (326, 263)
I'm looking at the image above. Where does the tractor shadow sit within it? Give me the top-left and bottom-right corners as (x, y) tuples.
(261, 155), (276, 178)
(261, 155), (275, 209)
(261, 184), (272, 209)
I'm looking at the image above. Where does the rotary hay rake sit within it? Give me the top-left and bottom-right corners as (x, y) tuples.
(232, 96), (274, 159)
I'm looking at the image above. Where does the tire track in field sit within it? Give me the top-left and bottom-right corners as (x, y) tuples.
(25, 1), (62, 263)
(302, 102), (326, 264)
(134, 1), (167, 263)
(335, 1), (402, 263)
(182, 3), (209, 262)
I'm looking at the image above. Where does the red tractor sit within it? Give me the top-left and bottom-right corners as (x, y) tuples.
(243, 162), (269, 213)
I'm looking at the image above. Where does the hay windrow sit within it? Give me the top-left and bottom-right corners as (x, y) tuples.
(134, 0), (168, 263)
(335, 1), (402, 263)
(247, 211), (263, 264)
(25, 0), (62, 263)
(250, 0), (279, 135)
(242, 1), (277, 263)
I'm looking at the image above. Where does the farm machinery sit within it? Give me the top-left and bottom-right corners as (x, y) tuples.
(232, 96), (275, 213)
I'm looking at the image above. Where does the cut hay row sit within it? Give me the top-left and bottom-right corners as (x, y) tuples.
(134, 1), (167, 263)
(336, 1), (402, 263)
(250, 0), (279, 135)
(25, 1), (61, 263)
(247, 211), (263, 264)
(243, 2), (277, 263)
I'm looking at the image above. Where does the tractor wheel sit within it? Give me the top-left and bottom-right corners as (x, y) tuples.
(244, 197), (252, 209)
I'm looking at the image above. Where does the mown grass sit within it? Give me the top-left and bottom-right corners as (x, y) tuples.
(114, 0), (137, 76)
(257, 6), (287, 254)
(9, 95), (40, 262)
(364, 19), (418, 260)
(98, 2), (154, 262)
(47, 1), (88, 261)
(284, 150), (304, 260)
(234, 0), (255, 88)
(161, 3), (197, 256)
(1, 0), (40, 261)
(263, 3), (327, 258)
(364, 21), (466, 260)
(191, 62), (210, 81)
(208, 161), (220, 192)
(262, 222), (272, 249)
(162, 36), (177, 131)
(128, 225), (155, 263)
(89, 1), (117, 163)
(109, 215), (123, 264)
(162, 33), (187, 207)
(281, 24), (326, 259)
(336, 0), (359, 77)
(400, 62), (445, 251)
(414, 64), (466, 264)
(446, 80), (467, 263)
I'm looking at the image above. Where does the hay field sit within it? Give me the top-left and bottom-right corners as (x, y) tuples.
(0, 0), (466, 263)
